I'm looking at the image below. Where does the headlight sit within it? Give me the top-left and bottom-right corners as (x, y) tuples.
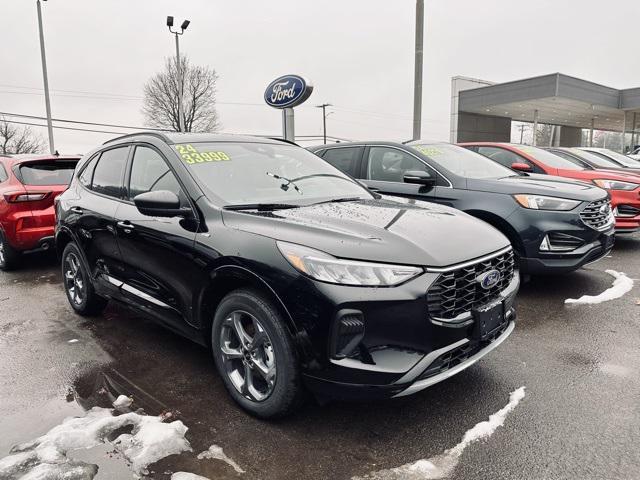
(277, 241), (422, 286)
(593, 179), (639, 191)
(513, 194), (580, 211)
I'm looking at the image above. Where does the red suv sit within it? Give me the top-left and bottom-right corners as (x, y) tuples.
(461, 143), (640, 233)
(0, 154), (79, 270)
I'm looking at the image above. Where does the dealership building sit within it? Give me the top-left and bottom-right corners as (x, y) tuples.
(450, 73), (640, 150)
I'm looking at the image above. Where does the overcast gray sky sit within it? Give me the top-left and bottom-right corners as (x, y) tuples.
(1, 0), (639, 153)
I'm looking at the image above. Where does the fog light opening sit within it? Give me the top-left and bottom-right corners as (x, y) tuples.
(330, 310), (365, 359)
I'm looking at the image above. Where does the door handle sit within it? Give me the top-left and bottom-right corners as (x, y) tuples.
(116, 221), (135, 232)
(70, 207), (83, 214)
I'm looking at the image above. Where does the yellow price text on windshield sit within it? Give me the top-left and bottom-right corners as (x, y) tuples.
(175, 144), (231, 164)
(413, 146), (442, 157)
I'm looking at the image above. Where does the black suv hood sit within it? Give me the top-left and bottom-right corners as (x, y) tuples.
(222, 198), (510, 267)
(467, 174), (607, 201)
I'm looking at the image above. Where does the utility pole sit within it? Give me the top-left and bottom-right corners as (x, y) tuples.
(412, 0), (424, 141)
(167, 16), (190, 132)
(316, 103), (332, 144)
(517, 124), (527, 144)
(36, 0), (55, 154)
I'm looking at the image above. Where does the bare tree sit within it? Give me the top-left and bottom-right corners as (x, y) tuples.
(142, 56), (221, 133)
(0, 117), (46, 155)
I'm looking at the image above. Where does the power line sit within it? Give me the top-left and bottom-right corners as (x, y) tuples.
(0, 111), (167, 132)
(1, 119), (125, 135)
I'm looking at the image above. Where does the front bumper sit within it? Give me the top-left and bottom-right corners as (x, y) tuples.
(505, 203), (615, 274)
(296, 268), (519, 401)
(611, 189), (640, 232)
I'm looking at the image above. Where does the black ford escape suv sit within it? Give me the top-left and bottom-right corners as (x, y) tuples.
(310, 141), (614, 274)
(56, 133), (518, 418)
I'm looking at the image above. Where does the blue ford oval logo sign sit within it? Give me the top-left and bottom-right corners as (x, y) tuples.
(477, 269), (501, 290)
(264, 74), (314, 109)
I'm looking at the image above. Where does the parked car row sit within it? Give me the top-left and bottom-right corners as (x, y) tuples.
(0, 133), (636, 418)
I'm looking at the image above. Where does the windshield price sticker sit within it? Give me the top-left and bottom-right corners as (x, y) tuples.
(175, 144), (230, 164)
(413, 146), (443, 157)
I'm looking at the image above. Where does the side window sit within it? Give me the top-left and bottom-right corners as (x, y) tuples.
(477, 146), (520, 167)
(0, 163), (8, 183)
(91, 147), (129, 198)
(128, 146), (186, 204)
(321, 147), (362, 177)
(476, 146), (543, 174)
(78, 156), (98, 187)
(366, 147), (430, 183)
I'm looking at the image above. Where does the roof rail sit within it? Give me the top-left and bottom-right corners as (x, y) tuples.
(103, 131), (171, 145)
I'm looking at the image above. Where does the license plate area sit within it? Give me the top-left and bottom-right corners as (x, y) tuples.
(472, 298), (506, 341)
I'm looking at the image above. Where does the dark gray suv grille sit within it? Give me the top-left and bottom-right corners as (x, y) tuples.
(580, 199), (612, 231)
(427, 249), (515, 321)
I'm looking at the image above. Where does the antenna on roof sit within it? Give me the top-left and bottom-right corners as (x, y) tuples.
(54, 150), (60, 156)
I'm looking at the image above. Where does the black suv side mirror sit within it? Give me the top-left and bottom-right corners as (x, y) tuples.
(403, 170), (436, 187)
(134, 190), (185, 218)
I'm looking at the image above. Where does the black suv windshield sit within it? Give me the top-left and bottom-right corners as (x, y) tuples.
(173, 142), (371, 206)
(565, 149), (620, 168)
(411, 143), (514, 179)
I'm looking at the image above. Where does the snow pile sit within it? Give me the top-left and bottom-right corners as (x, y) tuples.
(565, 270), (634, 305)
(0, 397), (191, 479)
(353, 387), (526, 480)
(112, 394), (133, 411)
(171, 472), (212, 480)
(197, 444), (245, 474)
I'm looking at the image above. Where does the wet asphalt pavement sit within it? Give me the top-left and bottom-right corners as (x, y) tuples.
(1, 234), (639, 480)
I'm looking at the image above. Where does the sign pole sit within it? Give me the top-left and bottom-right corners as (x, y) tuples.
(283, 108), (295, 142)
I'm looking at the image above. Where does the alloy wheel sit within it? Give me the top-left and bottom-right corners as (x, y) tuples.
(0, 238), (5, 265)
(219, 310), (277, 402)
(64, 252), (85, 306)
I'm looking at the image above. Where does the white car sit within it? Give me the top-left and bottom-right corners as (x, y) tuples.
(580, 147), (640, 167)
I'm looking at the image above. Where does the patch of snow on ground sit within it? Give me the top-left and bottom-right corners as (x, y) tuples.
(352, 387), (526, 480)
(565, 270), (633, 305)
(0, 397), (191, 479)
(197, 444), (245, 474)
(171, 472), (212, 480)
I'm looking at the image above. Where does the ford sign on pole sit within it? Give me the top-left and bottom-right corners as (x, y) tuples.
(264, 74), (313, 141)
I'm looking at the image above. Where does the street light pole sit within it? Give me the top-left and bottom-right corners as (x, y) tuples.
(36, 0), (55, 154)
(412, 0), (424, 141)
(167, 16), (190, 133)
(316, 103), (332, 144)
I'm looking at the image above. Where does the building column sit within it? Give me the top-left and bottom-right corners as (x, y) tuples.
(589, 118), (594, 147)
(532, 109), (539, 146)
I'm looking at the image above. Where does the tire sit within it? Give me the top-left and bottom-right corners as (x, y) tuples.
(211, 289), (304, 418)
(0, 231), (21, 271)
(61, 242), (108, 316)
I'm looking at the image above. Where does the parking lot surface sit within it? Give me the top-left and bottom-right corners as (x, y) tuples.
(1, 233), (639, 480)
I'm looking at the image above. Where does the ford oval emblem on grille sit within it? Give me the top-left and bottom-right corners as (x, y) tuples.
(477, 269), (501, 290)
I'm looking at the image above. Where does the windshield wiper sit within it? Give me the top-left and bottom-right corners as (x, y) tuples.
(312, 197), (363, 205)
(223, 203), (300, 211)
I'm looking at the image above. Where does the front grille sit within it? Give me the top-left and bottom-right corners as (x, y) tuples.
(427, 249), (515, 321)
(580, 199), (613, 230)
(616, 204), (640, 217)
(547, 232), (584, 251)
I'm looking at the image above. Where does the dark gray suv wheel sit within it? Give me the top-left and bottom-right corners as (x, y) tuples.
(212, 289), (303, 418)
